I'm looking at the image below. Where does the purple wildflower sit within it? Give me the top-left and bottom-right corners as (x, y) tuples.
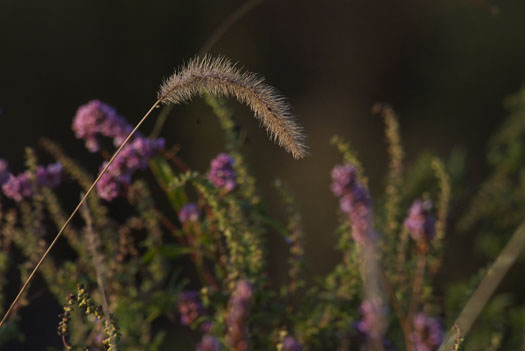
(226, 280), (253, 351)
(354, 299), (387, 343)
(72, 100), (133, 152)
(179, 203), (200, 224)
(36, 163), (63, 188)
(177, 291), (205, 327)
(95, 137), (164, 201)
(96, 167), (130, 202)
(282, 335), (303, 351)
(2, 173), (32, 202)
(2, 163), (63, 201)
(0, 159), (9, 186)
(404, 200), (436, 243)
(209, 153), (236, 192)
(330, 164), (372, 243)
(330, 164), (358, 196)
(197, 334), (221, 351)
(411, 313), (443, 351)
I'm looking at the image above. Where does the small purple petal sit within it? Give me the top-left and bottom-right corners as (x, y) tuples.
(209, 153), (237, 192)
(178, 203), (200, 224)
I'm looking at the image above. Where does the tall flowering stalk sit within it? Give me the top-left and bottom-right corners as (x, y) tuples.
(404, 199), (436, 323)
(330, 164), (372, 244)
(331, 163), (385, 351)
(226, 280), (253, 351)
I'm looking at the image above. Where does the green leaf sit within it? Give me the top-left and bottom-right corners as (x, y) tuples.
(150, 157), (188, 210)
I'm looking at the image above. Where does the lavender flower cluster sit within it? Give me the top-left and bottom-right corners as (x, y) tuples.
(226, 280), (253, 351)
(1, 160), (62, 202)
(404, 200), (436, 244)
(72, 100), (165, 201)
(178, 203), (200, 224)
(177, 290), (219, 350)
(354, 299), (385, 341)
(177, 290), (205, 327)
(196, 334), (220, 351)
(282, 335), (303, 351)
(411, 313), (443, 351)
(72, 100), (132, 152)
(209, 153), (236, 192)
(330, 164), (372, 243)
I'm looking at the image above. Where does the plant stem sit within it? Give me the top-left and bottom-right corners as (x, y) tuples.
(380, 270), (413, 351)
(408, 252), (426, 325)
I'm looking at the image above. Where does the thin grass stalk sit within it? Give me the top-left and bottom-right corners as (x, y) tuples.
(80, 201), (117, 351)
(438, 221), (525, 350)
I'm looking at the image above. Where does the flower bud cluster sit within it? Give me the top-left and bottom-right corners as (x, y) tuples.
(411, 313), (443, 351)
(404, 200), (436, 244)
(2, 162), (63, 201)
(177, 290), (205, 327)
(330, 164), (372, 243)
(209, 153), (237, 192)
(281, 335), (303, 351)
(178, 203), (200, 224)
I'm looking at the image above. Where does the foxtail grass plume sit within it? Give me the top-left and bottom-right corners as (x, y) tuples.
(158, 55), (308, 159)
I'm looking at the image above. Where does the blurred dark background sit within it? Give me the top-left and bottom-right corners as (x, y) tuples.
(1, 0), (525, 348)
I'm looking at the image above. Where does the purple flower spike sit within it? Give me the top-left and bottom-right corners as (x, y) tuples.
(0, 159), (10, 186)
(355, 299), (386, 341)
(179, 203), (200, 224)
(226, 280), (253, 351)
(209, 153), (236, 192)
(282, 335), (303, 351)
(404, 200), (436, 243)
(197, 334), (221, 351)
(411, 313), (443, 351)
(330, 164), (372, 243)
(2, 173), (32, 202)
(177, 291), (205, 327)
(330, 164), (357, 196)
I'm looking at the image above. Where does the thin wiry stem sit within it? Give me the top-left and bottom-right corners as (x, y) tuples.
(0, 99), (162, 330)
(198, 0), (263, 56)
(150, 0), (262, 140)
(380, 269), (413, 351)
(80, 201), (117, 351)
(158, 55), (308, 159)
(438, 221), (525, 351)
(408, 253), (426, 326)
